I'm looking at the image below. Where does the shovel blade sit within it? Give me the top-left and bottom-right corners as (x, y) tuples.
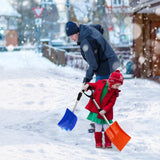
(106, 121), (131, 151)
(58, 108), (77, 131)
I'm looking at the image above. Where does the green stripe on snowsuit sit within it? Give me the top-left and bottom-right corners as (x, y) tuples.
(87, 112), (113, 124)
(87, 82), (113, 124)
(100, 81), (109, 103)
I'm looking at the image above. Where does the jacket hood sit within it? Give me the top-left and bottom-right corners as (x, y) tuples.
(78, 24), (92, 43)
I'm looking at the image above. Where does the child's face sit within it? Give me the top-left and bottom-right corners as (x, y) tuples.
(111, 83), (122, 89)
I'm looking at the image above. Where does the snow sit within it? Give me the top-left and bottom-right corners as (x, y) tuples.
(0, 50), (160, 160)
(0, 0), (21, 17)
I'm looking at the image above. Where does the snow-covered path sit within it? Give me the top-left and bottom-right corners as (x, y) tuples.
(0, 51), (160, 160)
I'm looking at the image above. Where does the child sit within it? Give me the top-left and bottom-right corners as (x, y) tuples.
(83, 70), (123, 148)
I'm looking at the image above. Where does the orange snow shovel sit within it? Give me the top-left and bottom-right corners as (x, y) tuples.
(83, 90), (131, 152)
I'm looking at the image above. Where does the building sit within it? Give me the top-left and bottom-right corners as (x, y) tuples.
(105, 0), (132, 46)
(0, 0), (21, 48)
(130, 0), (160, 78)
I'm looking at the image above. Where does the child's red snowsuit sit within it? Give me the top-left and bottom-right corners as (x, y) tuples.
(85, 79), (120, 120)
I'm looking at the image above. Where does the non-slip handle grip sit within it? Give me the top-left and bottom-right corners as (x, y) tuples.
(82, 90), (93, 99)
(77, 91), (83, 101)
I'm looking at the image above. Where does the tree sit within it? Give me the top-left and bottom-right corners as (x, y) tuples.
(97, 0), (109, 41)
(41, 4), (59, 39)
(9, 0), (39, 45)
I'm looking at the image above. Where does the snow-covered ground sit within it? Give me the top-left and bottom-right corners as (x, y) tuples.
(0, 51), (160, 160)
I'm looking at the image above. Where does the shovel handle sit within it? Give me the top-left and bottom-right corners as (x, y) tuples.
(83, 90), (111, 126)
(77, 91), (83, 101)
(72, 91), (83, 113)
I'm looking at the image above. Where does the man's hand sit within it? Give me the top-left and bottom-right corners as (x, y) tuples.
(82, 83), (90, 91)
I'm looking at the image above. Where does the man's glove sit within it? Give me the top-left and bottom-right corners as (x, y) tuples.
(82, 83), (90, 91)
(83, 77), (91, 83)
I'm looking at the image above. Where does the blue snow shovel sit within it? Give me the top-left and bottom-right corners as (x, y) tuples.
(57, 91), (83, 131)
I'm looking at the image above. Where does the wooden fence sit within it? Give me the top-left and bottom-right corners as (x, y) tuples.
(42, 44), (131, 72)
(42, 44), (66, 66)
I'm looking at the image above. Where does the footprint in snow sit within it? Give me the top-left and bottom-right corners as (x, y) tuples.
(39, 83), (45, 87)
(24, 101), (35, 105)
(24, 84), (35, 87)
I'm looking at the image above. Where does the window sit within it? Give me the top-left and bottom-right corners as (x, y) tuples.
(113, 0), (122, 5)
(118, 0), (122, 4)
(8, 18), (18, 30)
(155, 27), (160, 40)
(0, 28), (5, 40)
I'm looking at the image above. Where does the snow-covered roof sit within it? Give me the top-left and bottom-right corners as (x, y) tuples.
(0, 0), (21, 17)
(130, 0), (160, 13)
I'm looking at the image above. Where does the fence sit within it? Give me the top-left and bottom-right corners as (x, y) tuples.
(42, 44), (88, 69)
(42, 44), (131, 72)
(65, 52), (88, 70)
(42, 44), (66, 66)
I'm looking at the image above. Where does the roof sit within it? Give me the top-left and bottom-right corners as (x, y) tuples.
(0, 0), (21, 17)
(130, 0), (160, 14)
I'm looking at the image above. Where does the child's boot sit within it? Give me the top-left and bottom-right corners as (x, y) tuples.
(104, 132), (112, 148)
(94, 132), (102, 148)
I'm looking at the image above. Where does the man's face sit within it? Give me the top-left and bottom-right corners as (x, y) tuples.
(69, 33), (79, 42)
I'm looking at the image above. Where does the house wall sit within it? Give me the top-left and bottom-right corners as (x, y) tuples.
(132, 14), (144, 77)
(133, 13), (160, 77)
(5, 30), (18, 46)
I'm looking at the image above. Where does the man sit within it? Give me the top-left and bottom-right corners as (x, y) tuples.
(65, 21), (120, 83)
